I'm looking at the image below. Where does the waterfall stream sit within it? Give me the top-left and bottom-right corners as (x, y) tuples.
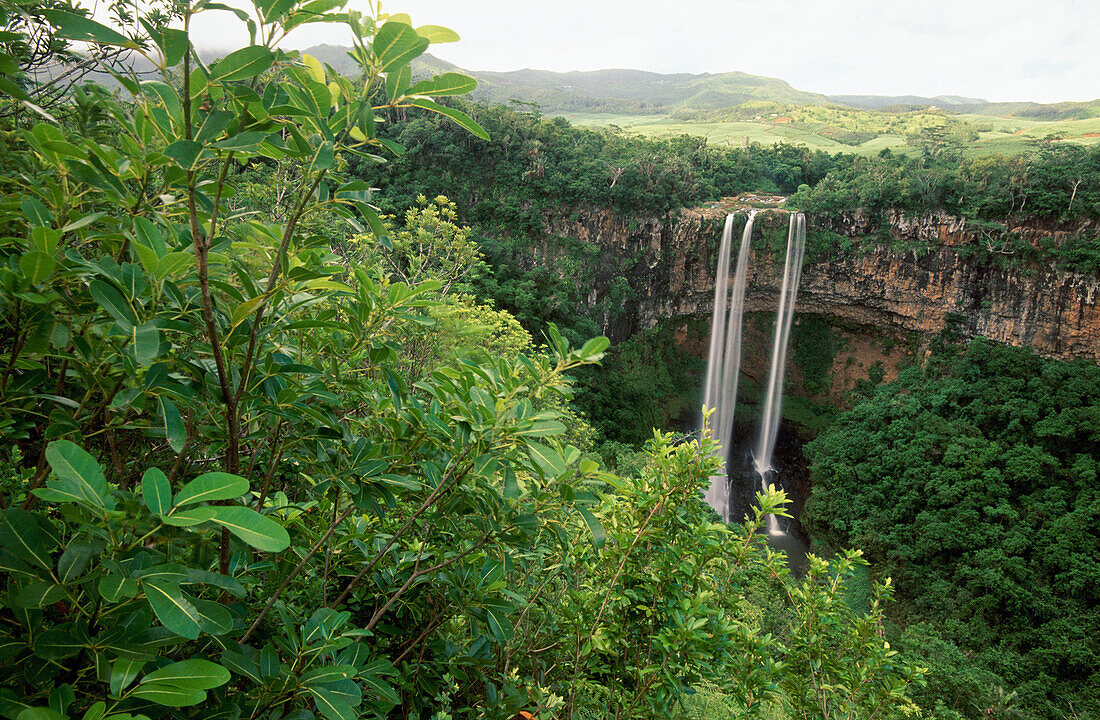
(701, 211), (806, 535)
(753, 213), (806, 535)
(701, 213), (754, 521)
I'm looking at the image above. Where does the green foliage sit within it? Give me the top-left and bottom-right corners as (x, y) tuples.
(0, 1), (928, 717)
(804, 338), (1100, 719)
(791, 143), (1100, 223)
(790, 316), (845, 397)
(574, 321), (704, 446)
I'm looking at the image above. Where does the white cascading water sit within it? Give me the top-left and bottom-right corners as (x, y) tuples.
(753, 212), (806, 535)
(702, 212), (755, 521)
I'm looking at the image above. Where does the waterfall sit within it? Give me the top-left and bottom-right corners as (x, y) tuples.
(753, 213), (806, 535)
(701, 212), (754, 521)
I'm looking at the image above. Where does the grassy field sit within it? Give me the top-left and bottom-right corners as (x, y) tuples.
(558, 110), (1100, 157)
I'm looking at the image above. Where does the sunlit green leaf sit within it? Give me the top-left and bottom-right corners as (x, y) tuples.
(415, 24), (460, 43)
(373, 22), (428, 73)
(142, 579), (202, 640)
(407, 98), (489, 140)
(141, 467), (172, 515)
(209, 506), (290, 552)
(210, 46), (274, 83)
(141, 659), (230, 690)
(41, 10), (132, 46)
(44, 440), (108, 508)
(173, 472), (249, 507)
(407, 72), (476, 97)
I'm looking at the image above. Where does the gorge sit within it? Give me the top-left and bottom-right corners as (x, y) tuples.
(536, 202), (1100, 372)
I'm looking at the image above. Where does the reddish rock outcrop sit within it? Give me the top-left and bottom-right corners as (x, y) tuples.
(534, 205), (1100, 363)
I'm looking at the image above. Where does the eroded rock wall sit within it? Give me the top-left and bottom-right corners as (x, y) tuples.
(538, 205), (1100, 363)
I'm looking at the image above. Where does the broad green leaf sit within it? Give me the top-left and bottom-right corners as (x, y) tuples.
(308, 686), (355, 720)
(210, 506), (290, 552)
(88, 279), (136, 332)
(41, 10), (132, 46)
(484, 603), (513, 642)
(110, 658), (145, 695)
(16, 708), (65, 720)
(186, 569), (245, 597)
(141, 467), (172, 514)
(128, 682), (205, 706)
(515, 420), (566, 438)
(132, 241), (159, 276)
(578, 335), (610, 360)
(81, 702), (106, 720)
(213, 131), (270, 152)
(210, 46), (274, 83)
(311, 139), (334, 172)
(163, 139), (202, 170)
(16, 581), (66, 608)
(194, 109), (233, 143)
(133, 563), (190, 584)
(20, 252), (55, 285)
(503, 468), (520, 500)
(301, 53), (325, 83)
(158, 396), (187, 453)
(315, 679), (361, 708)
(141, 659), (230, 690)
(220, 649), (261, 684)
(44, 440), (108, 508)
(173, 472), (249, 507)
(60, 212), (105, 234)
(133, 321), (160, 364)
(192, 598), (233, 635)
(407, 98), (489, 140)
(140, 81), (183, 126)
(0, 73), (29, 101)
(35, 628), (85, 660)
(0, 508), (59, 570)
(156, 251), (191, 279)
(162, 28), (189, 67)
(99, 575), (139, 602)
(415, 24), (460, 43)
(385, 65), (410, 101)
(359, 671), (400, 706)
(373, 22), (428, 72)
(57, 542), (96, 582)
(21, 196), (54, 226)
(577, 506), (606, 549)
(143, 579), (202, 639)
(160, 506), (217, 527)
(301, 665), (357, 686)
(407, 72), (476, 97)
(526, 441), (566, 478)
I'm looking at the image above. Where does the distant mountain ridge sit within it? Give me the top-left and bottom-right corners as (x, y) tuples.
(303, 46), (832, 113)
(299, 46), (1099, 121)
(829, 94), (987, 110)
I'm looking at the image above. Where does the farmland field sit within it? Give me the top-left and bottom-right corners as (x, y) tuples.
(556, 109), (1100, 156)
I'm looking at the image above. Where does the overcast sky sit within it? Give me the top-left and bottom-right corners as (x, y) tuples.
(189, 0), (1098, 103)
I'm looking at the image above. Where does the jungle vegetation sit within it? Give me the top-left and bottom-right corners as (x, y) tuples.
(0, 1), (926, 719)
(805, 337), (1100, 720)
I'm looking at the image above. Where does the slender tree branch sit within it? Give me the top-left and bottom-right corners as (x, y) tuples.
(330, 448), (471, 607)
(239, 505), (356, 643)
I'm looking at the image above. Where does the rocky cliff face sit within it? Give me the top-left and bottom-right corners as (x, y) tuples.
(543, 205), (1100, 364)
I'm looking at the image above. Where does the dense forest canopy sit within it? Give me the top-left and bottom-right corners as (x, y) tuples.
(805, 338), (1100, 719)
(3, 0), (1100, 717)
(0, 1), (936, 719)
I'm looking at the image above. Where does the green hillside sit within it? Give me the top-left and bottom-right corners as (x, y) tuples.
(954, 98), (1100, 120)
(830, 94), (987, 110)
(296, 46), (1098, 157)
(300, 46), (831, 113)
(467, 67), (831, 113)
